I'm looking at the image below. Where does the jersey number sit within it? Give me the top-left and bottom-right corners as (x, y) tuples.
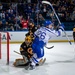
(37, 31), (46, 40)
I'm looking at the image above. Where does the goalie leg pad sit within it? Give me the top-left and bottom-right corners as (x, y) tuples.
(13, 58), (28, 67)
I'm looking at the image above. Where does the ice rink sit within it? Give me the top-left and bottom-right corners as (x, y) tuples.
(0, 42), (75, 75)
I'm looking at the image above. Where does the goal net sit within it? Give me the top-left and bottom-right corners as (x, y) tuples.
(0, 32), (9, 64)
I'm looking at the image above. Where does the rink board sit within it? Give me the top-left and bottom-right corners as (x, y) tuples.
(1, 31), (74, 43)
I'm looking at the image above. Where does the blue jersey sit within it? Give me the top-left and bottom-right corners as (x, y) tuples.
(32, 27), (62, 58)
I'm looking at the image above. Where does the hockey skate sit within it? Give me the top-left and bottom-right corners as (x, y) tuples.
(24, 63), (30, 70)
(36, 58), (46, 66)
(24, 58), (46, 70)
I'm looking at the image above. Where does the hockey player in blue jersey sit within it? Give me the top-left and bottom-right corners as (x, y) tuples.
(29, 20), (64, 69)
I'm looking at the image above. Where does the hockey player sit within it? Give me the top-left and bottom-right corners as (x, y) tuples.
(73, 25), (75, 43)
(13, 35), (45, 69)
(13, 35), (33, 67)
(25, 20), (37, 42)
(30, 20), (64, 69)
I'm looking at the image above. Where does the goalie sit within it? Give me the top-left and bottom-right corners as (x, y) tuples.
(13, 35), (33, 67)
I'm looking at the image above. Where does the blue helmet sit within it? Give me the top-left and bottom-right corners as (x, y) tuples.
(44, 20), (52, 27)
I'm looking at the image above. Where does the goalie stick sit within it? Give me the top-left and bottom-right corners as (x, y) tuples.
(14, 50), (21, 55)
(42, 1), (72, 45)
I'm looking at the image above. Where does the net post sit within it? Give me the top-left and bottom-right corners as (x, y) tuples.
(7, 32), (9, 65)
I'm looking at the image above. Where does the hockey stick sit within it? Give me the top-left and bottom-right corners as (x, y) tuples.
(42, 1), (72, 45)
(45, 46), (54, 49)
(14, 50), (21, 55)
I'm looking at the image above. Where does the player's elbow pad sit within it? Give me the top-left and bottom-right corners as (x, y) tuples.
(57, 29), (62, 36)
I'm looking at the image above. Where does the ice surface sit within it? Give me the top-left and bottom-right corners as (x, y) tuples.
(0, 42), (75, 75)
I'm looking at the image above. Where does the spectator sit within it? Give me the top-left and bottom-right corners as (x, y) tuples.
(71, 10), (75, 21)
(42, 5), (47, 18)
(0, 21), (3, 31)
(2, 17), (6, 30)
(0, 3), (3, 12)
(21, 18), (28, 30)
(0, 10), (5, 19)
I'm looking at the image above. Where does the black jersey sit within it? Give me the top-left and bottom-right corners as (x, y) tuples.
(20, 42), (33, 58)
(28, 25), (37, 34)
(73, 28), (75, 37)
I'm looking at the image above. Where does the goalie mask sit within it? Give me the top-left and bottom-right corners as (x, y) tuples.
(25, 36), (32, 44)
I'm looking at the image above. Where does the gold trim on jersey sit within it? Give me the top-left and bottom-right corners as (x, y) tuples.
(73, 28), (75, 32)
(20, 47), (23, 51)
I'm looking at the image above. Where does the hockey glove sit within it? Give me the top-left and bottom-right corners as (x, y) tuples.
(59, 23), (65, 31)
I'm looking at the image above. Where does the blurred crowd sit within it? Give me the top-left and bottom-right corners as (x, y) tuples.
(0, 0), (75, 31)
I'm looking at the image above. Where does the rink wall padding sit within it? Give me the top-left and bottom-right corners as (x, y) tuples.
(1, 31), (74, 44)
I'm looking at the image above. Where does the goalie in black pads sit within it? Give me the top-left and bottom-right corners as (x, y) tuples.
(13, 35), (33, 67)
